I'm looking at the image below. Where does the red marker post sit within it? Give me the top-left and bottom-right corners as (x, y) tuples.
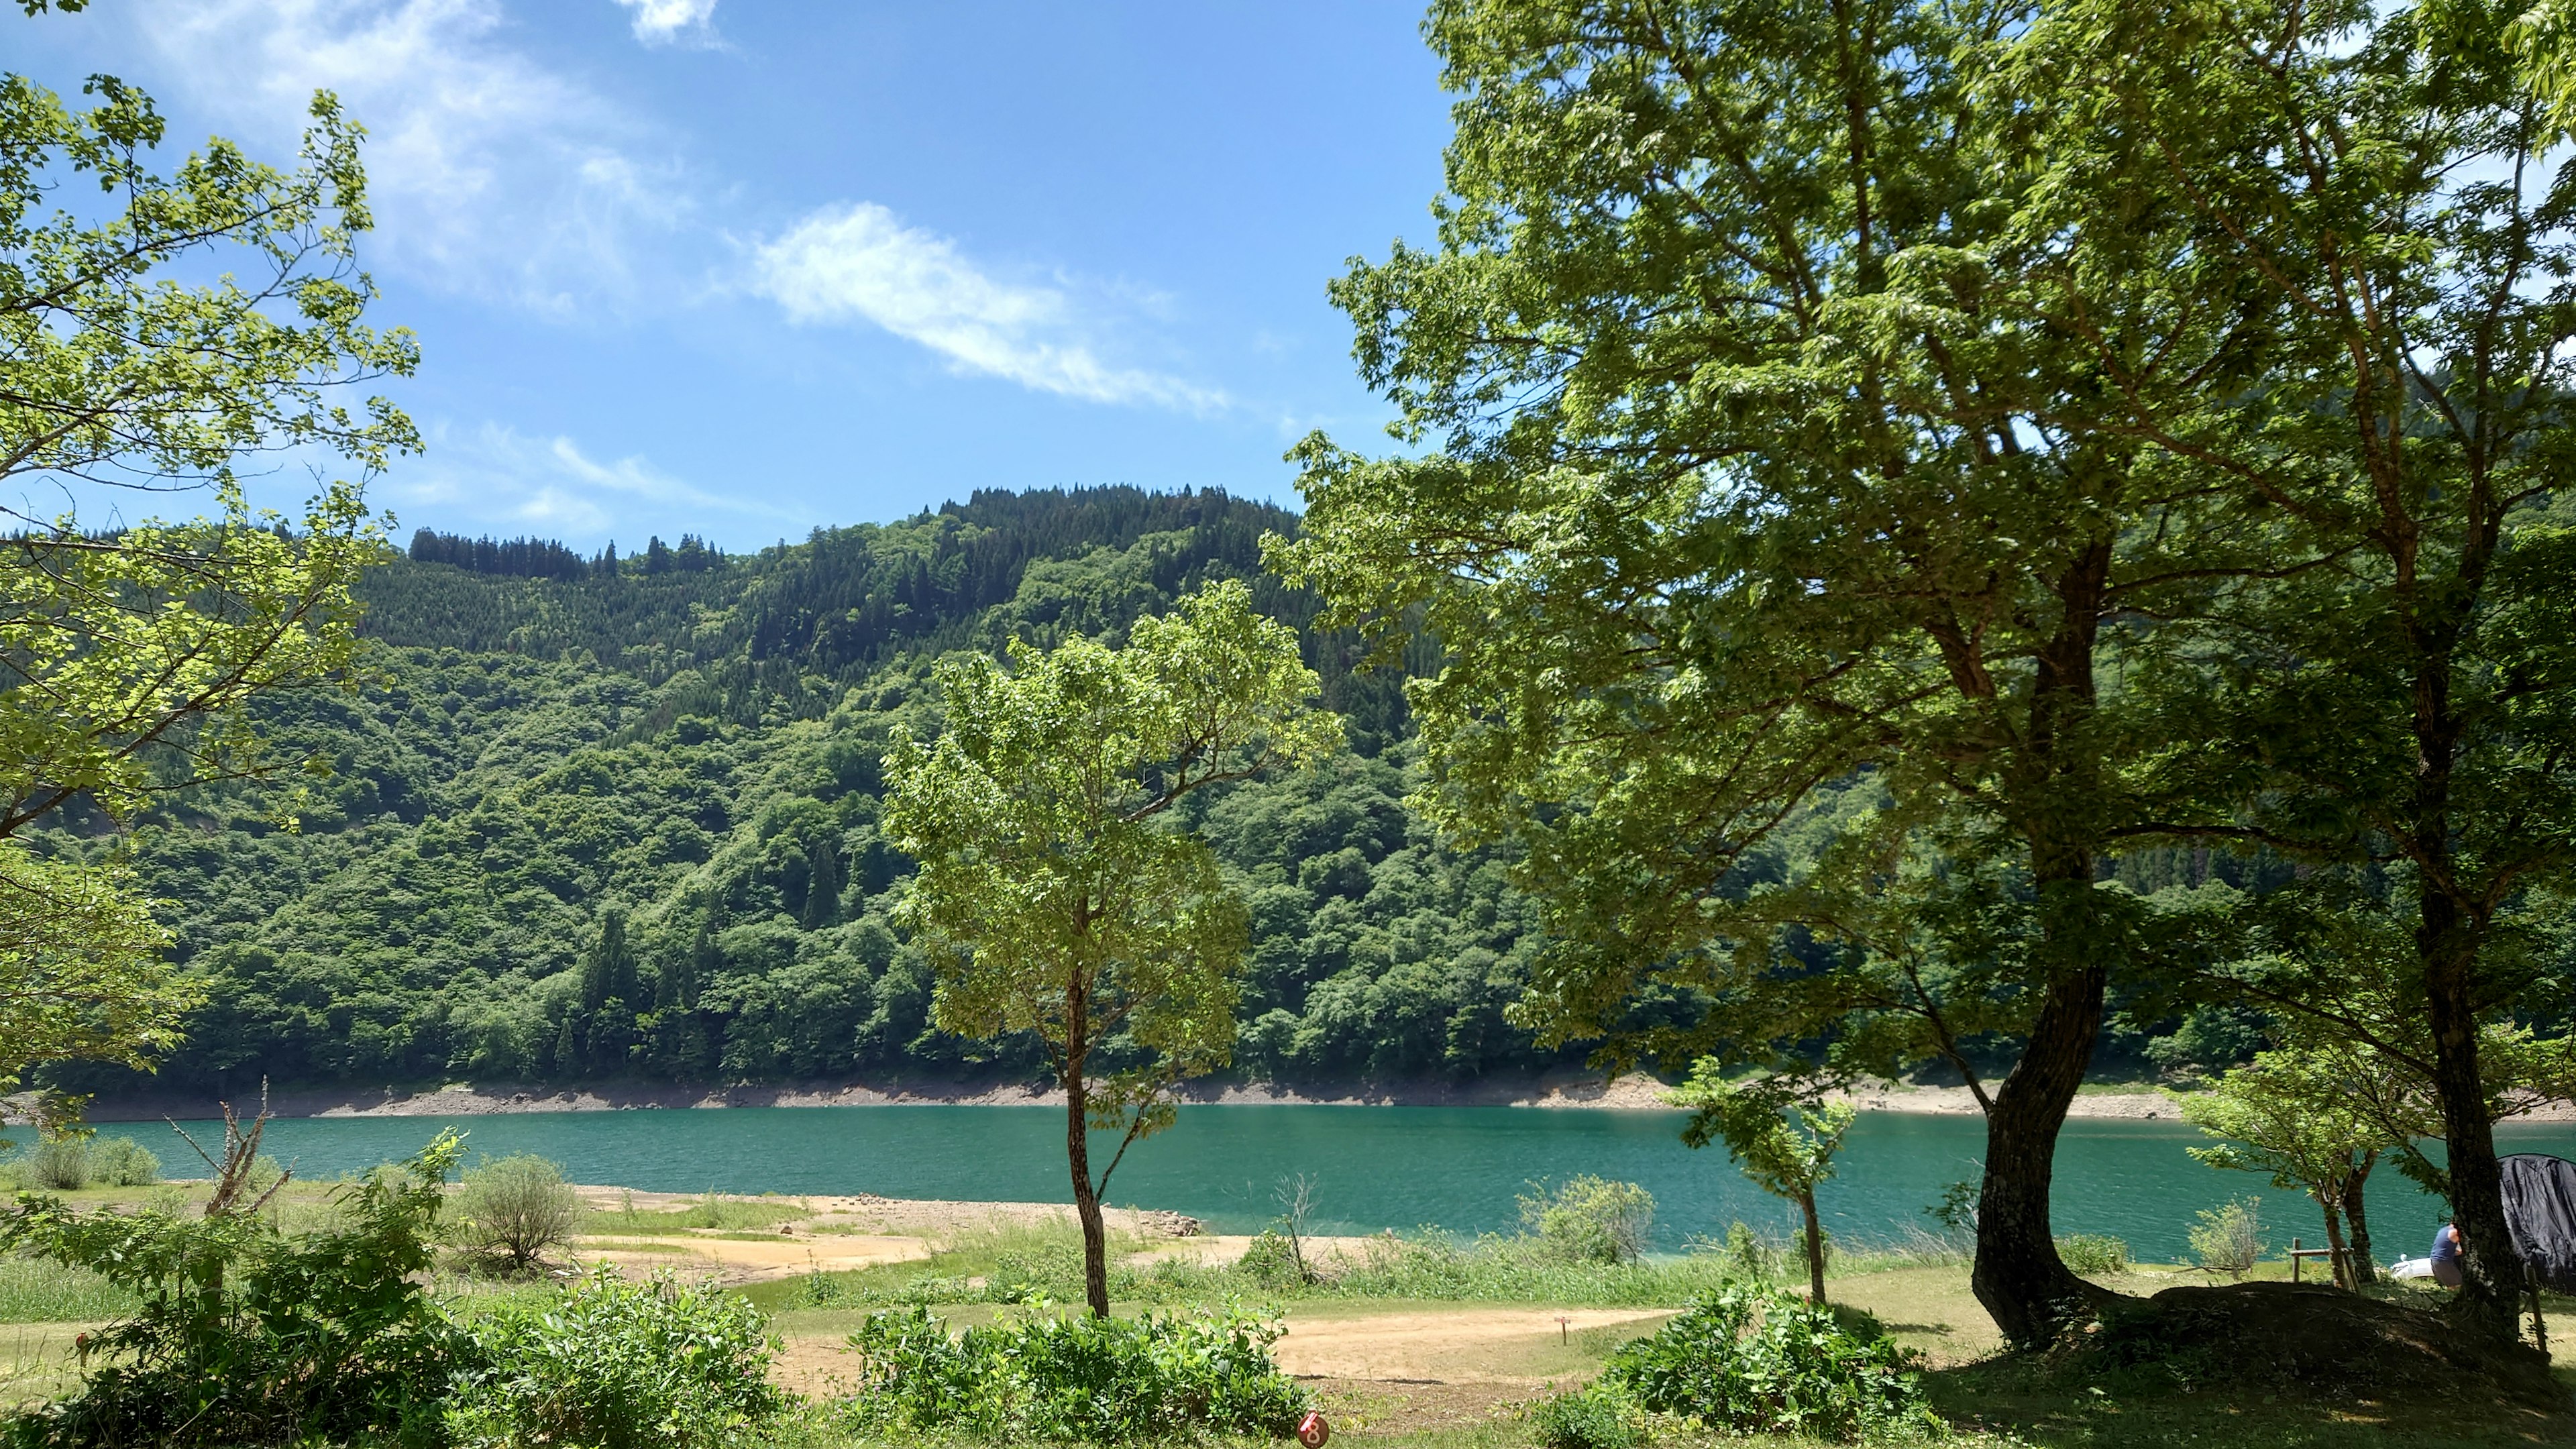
(1297, 1409), (1330, 1447)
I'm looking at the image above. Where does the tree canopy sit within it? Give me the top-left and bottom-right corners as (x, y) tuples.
(882, 579), (1339, 1316)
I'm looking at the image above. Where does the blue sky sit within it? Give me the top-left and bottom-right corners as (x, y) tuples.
(14, 1), (1451, 550)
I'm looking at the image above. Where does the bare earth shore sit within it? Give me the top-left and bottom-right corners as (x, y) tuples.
(68, 1071), (2450, 1122)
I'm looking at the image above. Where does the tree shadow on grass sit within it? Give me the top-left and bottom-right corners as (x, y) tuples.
(1927, 1355), (2575, 1449)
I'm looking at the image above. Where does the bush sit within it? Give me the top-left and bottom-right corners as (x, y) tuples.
(1597, 1285), (1938, 1441)
(446, 1267), (786, 1449)
(844, 1302), (1309, 1441)
(22, 1140), (88, 1191)
(450, 1153), (579, 1273)
(1532, 1382), (1644, 1449)
(87, 1136), (161, 1187)
(2057, 1233), (2131, 1276)
(1236, 1228), (1305, 1289)
(1, 1133), (468, 1446)
(1519, 1176), (1655, 1264)
(2188, 1198), (2262, 1278)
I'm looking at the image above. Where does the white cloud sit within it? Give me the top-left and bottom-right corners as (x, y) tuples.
(391, 422), (788, 537)
(612, 0), (716, 44)
(749, 203), (1226, 412)
(133, 0), (688, 309)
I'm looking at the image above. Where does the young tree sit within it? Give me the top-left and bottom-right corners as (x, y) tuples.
(2013, 0), (2576, 1340)
(881, 580), (1339, 1317)
(1273, 0), (2279, 1344)
(0, 67), (413, 1112)
(2182, 1051), (2396, 1289)
(1668, 1064), (1856, 1305)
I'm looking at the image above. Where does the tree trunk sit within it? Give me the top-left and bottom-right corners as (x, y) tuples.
(1972, 963), (2106, 1348)
(2319, 1198), (2352, 1291)
(2426, 922), (2517, 1341)
(1799, 1190), (1828, 1305)
(2343, 1153), (2378, 1287)
(1065, 1062), (1111, 1319)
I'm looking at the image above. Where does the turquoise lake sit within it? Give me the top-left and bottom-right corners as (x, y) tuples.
(140, 1107), (2576, 1265)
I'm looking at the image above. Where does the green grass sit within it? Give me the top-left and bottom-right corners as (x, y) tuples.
(579, 1191), (812, 1236)
(0, 1258), (135, 1324)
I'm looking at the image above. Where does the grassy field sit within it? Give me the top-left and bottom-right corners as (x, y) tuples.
(1, 1179), (2570, 1447)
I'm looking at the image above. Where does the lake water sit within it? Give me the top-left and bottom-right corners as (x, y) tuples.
(139, 1106), (2576, 1265)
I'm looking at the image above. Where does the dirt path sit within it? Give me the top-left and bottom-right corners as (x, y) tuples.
(1270, 1305), (1671, 1383)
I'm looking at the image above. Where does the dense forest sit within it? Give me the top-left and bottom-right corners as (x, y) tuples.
(35, 487), (2253, 1099)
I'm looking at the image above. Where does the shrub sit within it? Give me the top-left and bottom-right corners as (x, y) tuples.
(1519, 1176), (1655, 1264)
(23, 1140), (87, 1191)
(1, 1133), (468, 1446)
(1531, 1382), (1644, 1449)
(1236, 1228), (1305, 1289)
(450, 1153), (579, 1273)
(87, 1137), (161, 1187)
(445, 1267), (786, 1449)
(844, 1302), (1309, 1441)
(2188, 1198), (2262, 1278)
(1598, 1285), (1937, 1441)
(2057, 1233), (2131, 1276)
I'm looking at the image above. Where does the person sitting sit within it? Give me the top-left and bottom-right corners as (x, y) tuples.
(2431, 1222), (2465, 1289)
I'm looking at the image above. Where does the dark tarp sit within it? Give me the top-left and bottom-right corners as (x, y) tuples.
(2498, 1154), (2576, 1293)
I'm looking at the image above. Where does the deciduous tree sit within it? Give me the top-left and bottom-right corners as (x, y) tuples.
(1668, 1064), (1856, 1305)
(881, 580), (1339, 1316)
(0, 63), (412, 1112)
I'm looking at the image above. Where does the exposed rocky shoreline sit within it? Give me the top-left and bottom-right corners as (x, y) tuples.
(61, 1071), (2308, 1122)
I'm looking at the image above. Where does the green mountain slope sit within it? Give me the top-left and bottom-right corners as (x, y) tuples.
(45, 488), (1605, 1097)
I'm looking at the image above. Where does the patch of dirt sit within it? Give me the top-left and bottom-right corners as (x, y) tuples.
(1273, 1307), (1668, 1383)
(2078, 1281), (2570, 1411)
(770, 1335), (864, 1399)
(574, 1232), (932, 1285)
(566, 1187), (1199, 1242)
(1301, 1377), (1532, 1437)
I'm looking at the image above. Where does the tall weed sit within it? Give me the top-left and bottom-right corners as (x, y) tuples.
(0, 1133), (468, 1446)
(1590, 1285), (1938, 1441)
(842, 1302), (1307, 1441)
(445, 1267), (786, 1449)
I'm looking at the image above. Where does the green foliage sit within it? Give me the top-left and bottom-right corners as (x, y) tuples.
(1529, 1382), (1644, 1449)
(2053, 1235), (2130, 1277)
(444, 1267), (786, 1449)
(1233, 1229), (1303, 1289)
(0, 1132), (466, 1446)
(883, 578), (1338, 1314)
(1, 1136), (159, 1191)
(0, 66), (413, 1112)
(0, 1256), (138, 1322)
(2188, 1200), (2263, 1279)
(449, 1154), (579, 1274)
(1594, 1286), (1937, 1441)
(1517, 1177), (1654, 1265)
(1925, 1182), (1977, 1237)
(51, 488), (1592, 1104)
(841, 1302), (1309, 1442)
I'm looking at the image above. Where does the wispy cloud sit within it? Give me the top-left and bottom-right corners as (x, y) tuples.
(749, 203), (1227, 412)
(612, 0), (718, 45)
(391, 423), (787, 537)
(133, 0), (688, 311)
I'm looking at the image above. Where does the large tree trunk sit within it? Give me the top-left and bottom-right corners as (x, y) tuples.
(1065, 1062), (1112, 1319)
(1798, 1190), (1828, 1305)
(1969, 544), (2115, 1350)
(2343, 1153), (2378, 1287)
(1972, 962), (2106, 1348)
(2426, 922), (2517, 1342)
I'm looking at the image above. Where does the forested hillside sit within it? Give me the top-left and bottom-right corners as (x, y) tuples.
(36, 488), (1613, 1098)
(27, 486), (2268, 1101)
